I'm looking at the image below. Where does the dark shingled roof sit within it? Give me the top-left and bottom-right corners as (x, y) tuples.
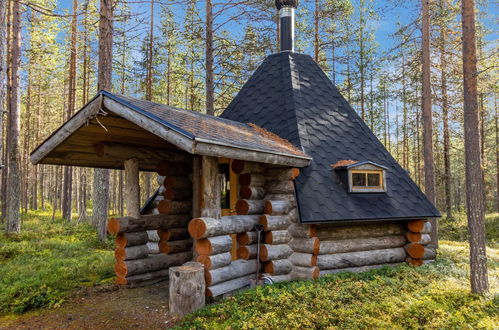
(221, 52), (440, 223)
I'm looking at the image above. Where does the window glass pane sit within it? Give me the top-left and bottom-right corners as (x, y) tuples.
(367, 173), (381, 187)
(352, 173), (366, 186)
(219, 164), (230, 209)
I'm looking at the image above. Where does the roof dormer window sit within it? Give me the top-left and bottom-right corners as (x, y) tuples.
(332, 160), (387, 193)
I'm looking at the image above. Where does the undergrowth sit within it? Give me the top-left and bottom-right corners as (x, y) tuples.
(178, 242), (499, 329)
(0, 210), (114, 314)
(439, 212), (498, 247)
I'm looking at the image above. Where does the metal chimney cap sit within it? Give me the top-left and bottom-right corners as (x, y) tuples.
(275, 0), (298, 10)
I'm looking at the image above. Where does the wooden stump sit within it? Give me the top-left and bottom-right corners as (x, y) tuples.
(169, 262), (205, 317)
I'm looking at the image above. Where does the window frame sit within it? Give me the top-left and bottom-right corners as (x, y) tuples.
(348, 168), (386, 193)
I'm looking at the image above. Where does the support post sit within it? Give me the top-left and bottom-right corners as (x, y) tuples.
(201, 156), (220, 219)
(169, 262), (205, 317)
(124, 157), (140, 218)
(192, 156), (201, 218)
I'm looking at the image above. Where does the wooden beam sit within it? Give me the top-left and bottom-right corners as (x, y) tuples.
(124, 158), (140, 218)
(201, 156), (220, 219)
(192, 156), (201, 218)
(95, 142), (190, 163)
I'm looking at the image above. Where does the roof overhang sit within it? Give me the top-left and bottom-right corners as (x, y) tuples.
(30, 91), (311, 169)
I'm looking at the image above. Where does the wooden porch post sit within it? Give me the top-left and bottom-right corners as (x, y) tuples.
(124, 157), (140, 218)
(201, 156), (220, 219)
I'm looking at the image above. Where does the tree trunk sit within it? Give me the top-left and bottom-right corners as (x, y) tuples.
(94, 0), (114, 241)
(421, 0), (438, 247)
(0, 0), (6, 218)
(460, 0), (488, 294)
(314, 0), (319, 62)
(205, 0), (214, 115)
(169, 262), (205, 317)
(6, 0), (21, 233)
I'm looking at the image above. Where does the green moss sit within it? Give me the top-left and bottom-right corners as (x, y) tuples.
(0, 210), (114, 314)
(178, 243), (499, 329)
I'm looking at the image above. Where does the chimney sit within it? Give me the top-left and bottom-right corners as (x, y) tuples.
(275, 0), (298, 52)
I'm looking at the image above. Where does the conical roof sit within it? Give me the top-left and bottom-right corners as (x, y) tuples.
(221, 52), (440, 223)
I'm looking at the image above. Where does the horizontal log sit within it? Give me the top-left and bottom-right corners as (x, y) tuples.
(316, 223), (404, 240)
(239, 173), (265, 187)
(406, 231), (422, 243)
(317, 248), (406, 269)
(292, 266), (319, 280)
(260, 244), (293, 262)
(195, 235), (232, 255)
(262, 273), (293, 283)
(259, 215), (290, 231)
(156, 161), (191, 176)
(236, 231), (259, 245)
(196, 252), (232, 270)
(159, 239), (193, 254)
(235, 199), (264, 215)
(108, 214), (191, 234)
(420, 234), (431, 245)
(288, 224), (317, 238)
(205, 259), (258, 286)
(157, 228), (190, 242)
(318, 235), (406, 255)
(264, 200), (292, 215)
(163, 188), (192, 201)
(231, 160), (264, 174)
(206, 274), (255, 297)
(115, 244), (149, 261)
(407, 220), (426, 233)
(156, 200), (192, 215)
(147, 230), (160, 243)
(405, 243), (425, 259)
(290, 252), (317, 267)
(421, 221), (432, 234)
(264, 230), (291, 245)
(115, 231), (149, 248)
(406, 258), (423, 266)
(188, 215), (260, 239)
(265, 167), (300, 181)
(263, 259), (292, 275)
(116, 268), (170, 286)
(237, 244), (258, 260)
(239, 186), (265, 200)
(264, 180), (294, 194)
(264, 194), (296, 208)
(147, 241), (159, 254)
(319, 263), (401, 276)
(423, 247), (436, 260)
(164, 176), (191, 191)
(114, 251), (192, 277)
(289, 237), (320, 254)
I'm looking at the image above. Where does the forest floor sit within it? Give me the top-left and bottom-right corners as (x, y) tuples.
(0, 211), (497, 329)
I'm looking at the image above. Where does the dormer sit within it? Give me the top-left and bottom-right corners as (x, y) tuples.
(332, 160), (388, 193)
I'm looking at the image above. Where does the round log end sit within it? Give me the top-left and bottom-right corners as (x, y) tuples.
(95, 143), (105, 157)
(116, 276), (128, 285)
(115, 234), (126, 248)
(263, 261), (274, 274)
(188, 218), (207, 239)
(309, 225), (317, 238)
(406, 243), (425, 258)
(238, 173), (251, 186)
(312, 266), (320, 279)
(231, 159), (245, 174)
(205, 271), (212, 287)
(107, 218), (120, 235)
(156, 161), (170, 176)
(239, 186), (252, 199)
(195, 238), (212, 255)
(259, 215), (269, 231)
(407, 220), (425, 233)
(406, 231), (422, 243)
(264, 231), (273, 244)
(312, 237), (320, 255)
(237, 232), (250, 245)
(292, 168), (300, 180)
(114, 247), (125, 261)
(114, 261), (128, 278)
(197, 255), (211, 270)
(311, 254), (318, 267)
(157, 200), (171, 214)
(260, 245), (269, 261)
(237, 246), (250, 260)
(163, 189), (176, 201)
(158, 229), (171, 241)
(159, 241), (169, 254)
(264, 200), (272, 215)
(236, 200), (249, 215)
(406, 258), (423, 266)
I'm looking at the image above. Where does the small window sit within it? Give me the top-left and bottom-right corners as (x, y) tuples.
(349, 170), (385, 192)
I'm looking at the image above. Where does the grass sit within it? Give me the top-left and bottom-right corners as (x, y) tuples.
(0, 210), (115, 314)
(439, 212), (498, 247)
(178, 242), (498, 329)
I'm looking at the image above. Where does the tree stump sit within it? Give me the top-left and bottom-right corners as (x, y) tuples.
(169, 262), (205, 317)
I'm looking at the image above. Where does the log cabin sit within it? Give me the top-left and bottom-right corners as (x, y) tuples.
(31, 0), (440, 299)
